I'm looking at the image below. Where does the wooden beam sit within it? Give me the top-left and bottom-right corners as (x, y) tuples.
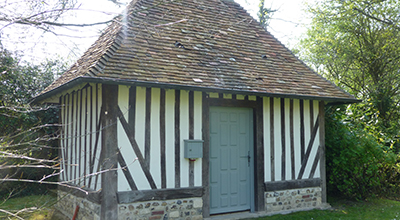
(93, 85), (100, 190)
(297, 116), (320, 179)
(189, 91), (195, 187)
(309, 147), (320, 179)
(300, 100), (305, 163)
(59, 96), (64, 181)
(319, 101), (327, 203)
(117, 187), (204, 204)
(79, 89), (83, 185)
(202, 92), (210, 218)
(64, 94), (69, 182)
(160, 89), (166, 189)
(117, 148), (138, 191)
(270, 98), (275, 182)
(232, 94), (237, 100)
(128, 86), (136, 137)
(58, 184), (101, 204)
(89, 106), (103, 188)
(310, 100), (314, 131)
(84, 87), (88, 186)
(100, 84), (119, 220)
(116, 106), (157, 189)
(88, 86), (93, 188)
(145, 87), (151, 169)
(255, 96), (265, 211)
(175, 90), (181, 188)
(265, 178), (321, 191)
(280, 98), (285, 181)
(74, 91), (79, 185)
(207, 98), (257, 108)
(290, 99), (295, 180)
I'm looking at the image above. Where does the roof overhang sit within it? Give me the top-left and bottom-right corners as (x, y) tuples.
(32, 76), (361, 105)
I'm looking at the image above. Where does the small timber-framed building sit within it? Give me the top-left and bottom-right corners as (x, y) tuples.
(34, 0), (358, 219)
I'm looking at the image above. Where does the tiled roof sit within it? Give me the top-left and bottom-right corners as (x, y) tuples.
(39, 0), (356, 102)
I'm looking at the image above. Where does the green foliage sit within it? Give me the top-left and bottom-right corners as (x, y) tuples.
(325, 106), (400, 200)
(298, 0), (400, 200)
(299, 0), (400, 150)
(0, 47), (66, 106)
(0, 45), (66, 199)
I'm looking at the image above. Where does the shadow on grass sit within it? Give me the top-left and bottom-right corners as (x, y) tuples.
(256, 196), (400, 220)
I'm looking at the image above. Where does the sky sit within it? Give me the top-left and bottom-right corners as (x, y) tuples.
(0, 0), (314, 63)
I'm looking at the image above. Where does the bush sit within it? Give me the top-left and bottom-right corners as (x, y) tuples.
(326, 106), (400, 200)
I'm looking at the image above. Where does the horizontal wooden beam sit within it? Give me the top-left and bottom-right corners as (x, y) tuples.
(207, 98), (257, 108)
(117, 187), (204, 204)
(58, 184), (101, 204)
(264, 178), (321, 191)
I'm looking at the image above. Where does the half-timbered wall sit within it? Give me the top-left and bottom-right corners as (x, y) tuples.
(58, 83), (324, 209)
(117, 86), (203, 191)
(263, 97), (320, 182)
(59, 83), (102, 191)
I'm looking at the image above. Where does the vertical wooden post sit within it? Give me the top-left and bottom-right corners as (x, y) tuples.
(319, 101), (327, 203)
(101, 84), (118, 220)
(255, 96), (265, 211)
(202, 92), (210, 218)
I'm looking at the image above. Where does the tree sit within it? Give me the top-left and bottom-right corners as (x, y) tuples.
(0, 0), (128, 63)
(258, 0), (276, 29)
(299, 0), (400, 149)
(0, 45), (66, 202)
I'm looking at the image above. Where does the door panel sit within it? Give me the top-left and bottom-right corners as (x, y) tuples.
(209, 106), (253, 214)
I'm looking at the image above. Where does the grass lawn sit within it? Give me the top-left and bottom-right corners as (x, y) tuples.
(0, 194), (399, 219)
(258, 197), (400, 220)
(0, 194), (58, 220)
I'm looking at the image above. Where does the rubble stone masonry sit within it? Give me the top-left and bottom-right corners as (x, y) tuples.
(57, 190), (202, 220)
(118, 197), (203, 220)
(265, 187), (323, 213)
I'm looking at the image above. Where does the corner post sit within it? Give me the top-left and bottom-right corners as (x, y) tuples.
(101, 84), (119, 219)
(318, 101), (327, 203)
(201, 92), (210, 218)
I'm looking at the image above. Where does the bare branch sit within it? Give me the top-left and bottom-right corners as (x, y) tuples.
(0, 179), (89, 195)
(154, 19), (188, 27)
(353, 7), (400, 31)
(0, 208), (25, 220)
(0, 164), (60, 169)
(0, 151), (56, 163)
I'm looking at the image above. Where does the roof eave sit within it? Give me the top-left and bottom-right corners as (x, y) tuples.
(32, 76), (360, 105)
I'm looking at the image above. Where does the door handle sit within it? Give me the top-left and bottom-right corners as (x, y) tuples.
(248, 151), (251, 166)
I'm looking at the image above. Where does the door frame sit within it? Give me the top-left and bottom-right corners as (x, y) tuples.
(202, 94), (265, 217)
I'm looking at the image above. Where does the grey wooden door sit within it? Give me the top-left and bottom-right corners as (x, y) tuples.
(209, 106), (254, 214)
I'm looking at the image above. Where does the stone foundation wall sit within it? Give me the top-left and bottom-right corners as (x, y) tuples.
(57, 190), (202, 220)
(57, 191), (101, 220)
(118, 197), (203, 220)
(265, 187), (322, 213)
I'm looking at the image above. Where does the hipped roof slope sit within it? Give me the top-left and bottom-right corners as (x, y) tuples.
(37, 0), (357, 103)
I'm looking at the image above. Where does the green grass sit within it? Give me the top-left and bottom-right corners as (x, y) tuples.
(258, 197), (400, 220)
(0, 194), (57, 220)
(1, 194), (400, 219)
